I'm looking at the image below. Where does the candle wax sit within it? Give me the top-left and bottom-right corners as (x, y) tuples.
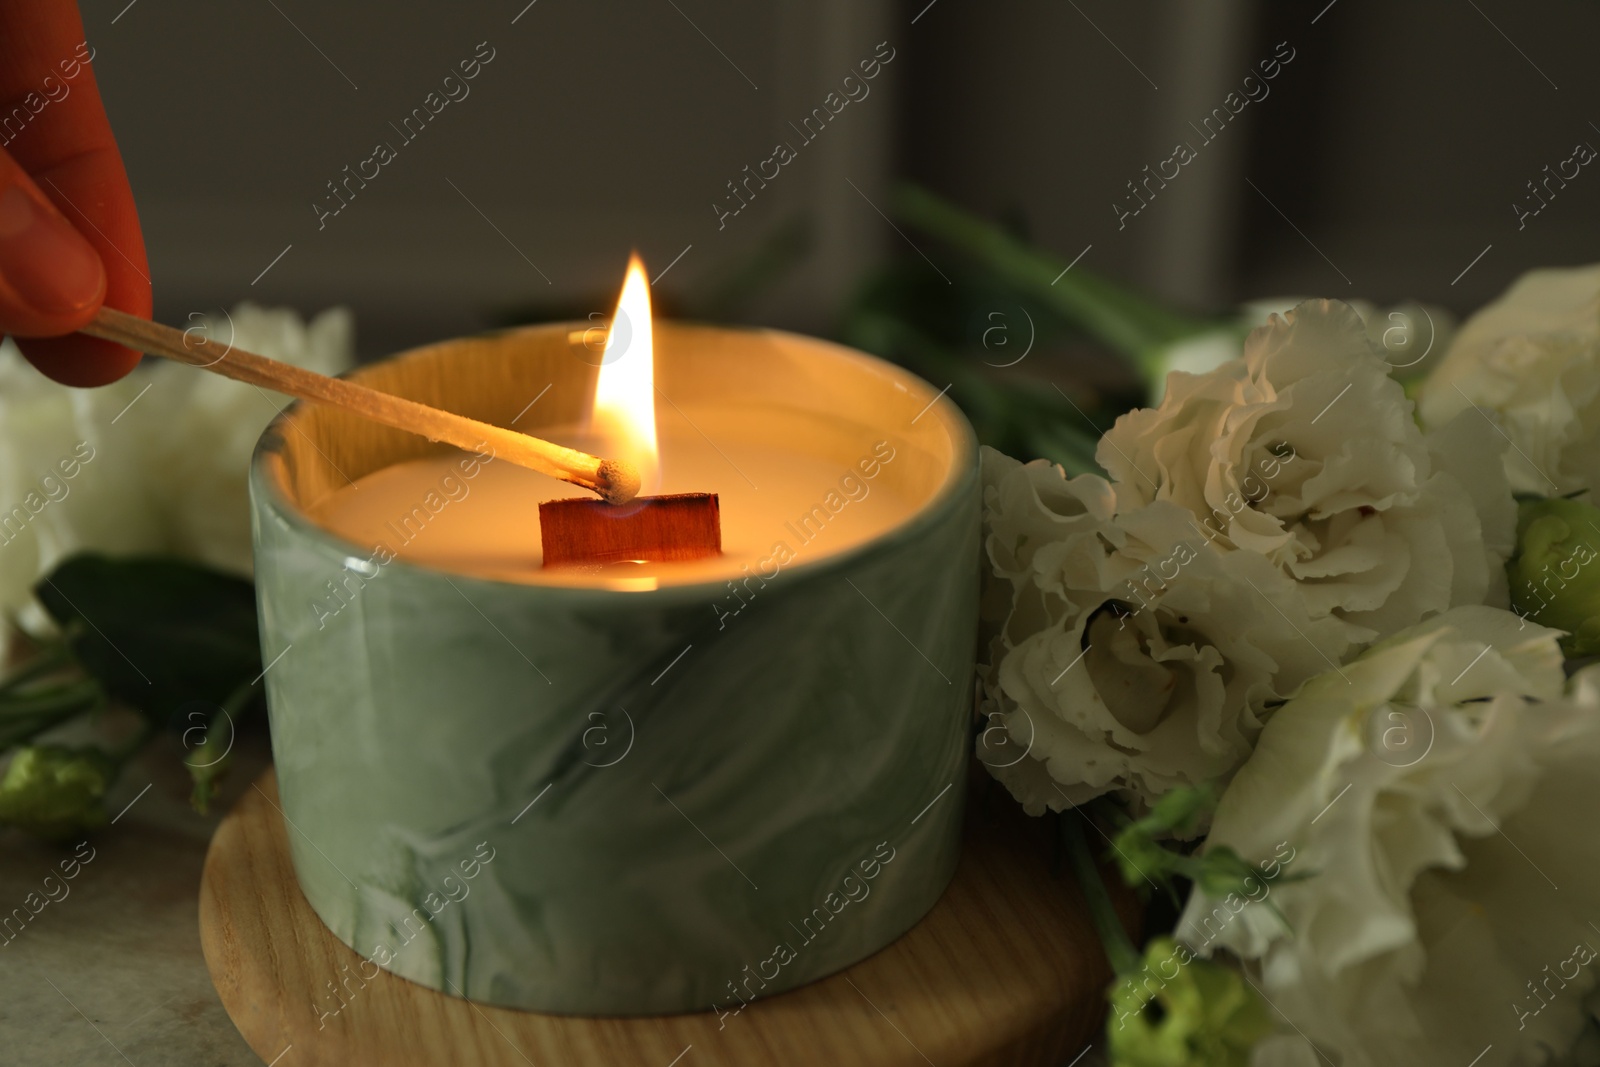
(308, 416), (919, 590)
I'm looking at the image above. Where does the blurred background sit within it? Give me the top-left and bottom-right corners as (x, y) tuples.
(88, 0), (1600, 360)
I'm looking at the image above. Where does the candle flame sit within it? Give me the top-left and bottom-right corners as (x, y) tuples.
(591, 253), (659, 492)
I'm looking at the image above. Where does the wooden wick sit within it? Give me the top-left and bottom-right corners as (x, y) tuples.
(540, 493), (721, 566)
(81, 307), (640, 504)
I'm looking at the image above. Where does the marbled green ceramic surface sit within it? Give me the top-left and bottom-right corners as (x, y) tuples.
(248, 341), (979, 1016)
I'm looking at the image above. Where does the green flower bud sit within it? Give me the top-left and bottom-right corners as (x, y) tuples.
(1107, 937), (1272, 1067)
(1141, 785), (1215, 837)
(1112, 784), (1221, 889)
(1114, 830), (1174, 889)
(0, 745), (116, 839)
(1191, 846), (1267, 901)
(1508, 497), (1600, 656)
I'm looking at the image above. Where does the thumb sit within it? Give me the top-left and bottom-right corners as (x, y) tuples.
(0, 145), (106, 336)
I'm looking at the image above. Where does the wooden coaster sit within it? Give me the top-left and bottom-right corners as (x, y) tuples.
(200, 769), (1120, 1066)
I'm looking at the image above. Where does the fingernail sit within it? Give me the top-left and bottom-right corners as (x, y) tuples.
(0, 183), (105, 316)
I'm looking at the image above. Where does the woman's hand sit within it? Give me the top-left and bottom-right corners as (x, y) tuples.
(0, 2), (148, 386)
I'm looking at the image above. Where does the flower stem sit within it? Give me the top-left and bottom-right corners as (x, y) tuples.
(0, 638), (77, 694)
(891, 186), (1223, 380)
(185, 680), (257, 815)
(0, 678), (104, 750)
(1061, 813), (1142, 976)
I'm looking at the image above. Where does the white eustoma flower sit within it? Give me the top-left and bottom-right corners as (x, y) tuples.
(0, 303), (354, 632)
(1149, 299), (1454, 402)
(1149, 328), (1246, 398)
(125, 303), (354, 574)
(1180, 606), (1600, 1067)
(0, 339), (164, 626)
(1101, 299), (1511, 645)
(1346, 298), (1455, 379)
(976, 447), (1348, 814)
(1418, 263), (1600, 496)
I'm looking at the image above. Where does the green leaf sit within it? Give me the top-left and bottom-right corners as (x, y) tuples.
(839, 306), (1114, 478)
(34, 554), (261, 724)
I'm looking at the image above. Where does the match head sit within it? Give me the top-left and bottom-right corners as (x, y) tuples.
(596, 459), (642, 505)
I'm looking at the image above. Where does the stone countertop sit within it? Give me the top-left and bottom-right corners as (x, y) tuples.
(0, 733), (270, 1067)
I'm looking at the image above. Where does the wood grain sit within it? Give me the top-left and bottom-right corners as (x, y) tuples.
(540, 493), (722, 565)
(200, 770), (1129, 1066)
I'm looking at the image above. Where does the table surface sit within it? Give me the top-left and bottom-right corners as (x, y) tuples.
(0, 734), (271, 1067)
(1, 735), (1110, 1067)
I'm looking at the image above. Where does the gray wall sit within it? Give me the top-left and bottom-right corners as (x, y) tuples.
(89, 0), (898, 356)
(902, 0), (1600, 313)
(85, 0), (1600, 357)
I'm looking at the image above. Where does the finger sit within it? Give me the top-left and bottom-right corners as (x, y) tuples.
(0, 144), (105, 332)
(9, 146), (149, 386)
(0, 6), (149, 386)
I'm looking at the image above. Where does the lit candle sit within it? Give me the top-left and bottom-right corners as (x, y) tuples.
(310, 429), (910, 588)
(309, 256), (927, 590)
(248, 255), (980, 1014)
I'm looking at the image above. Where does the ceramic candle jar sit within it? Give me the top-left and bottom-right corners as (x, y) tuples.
(248, 322), (979, 1014)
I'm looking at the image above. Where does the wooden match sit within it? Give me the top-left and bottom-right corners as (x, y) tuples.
(80, 307), (641, 505)
(540, 493), (721, 567)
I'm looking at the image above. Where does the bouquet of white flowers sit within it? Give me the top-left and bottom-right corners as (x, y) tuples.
(922, 223), (1600, 1065)
(0, 304), (351, 832)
